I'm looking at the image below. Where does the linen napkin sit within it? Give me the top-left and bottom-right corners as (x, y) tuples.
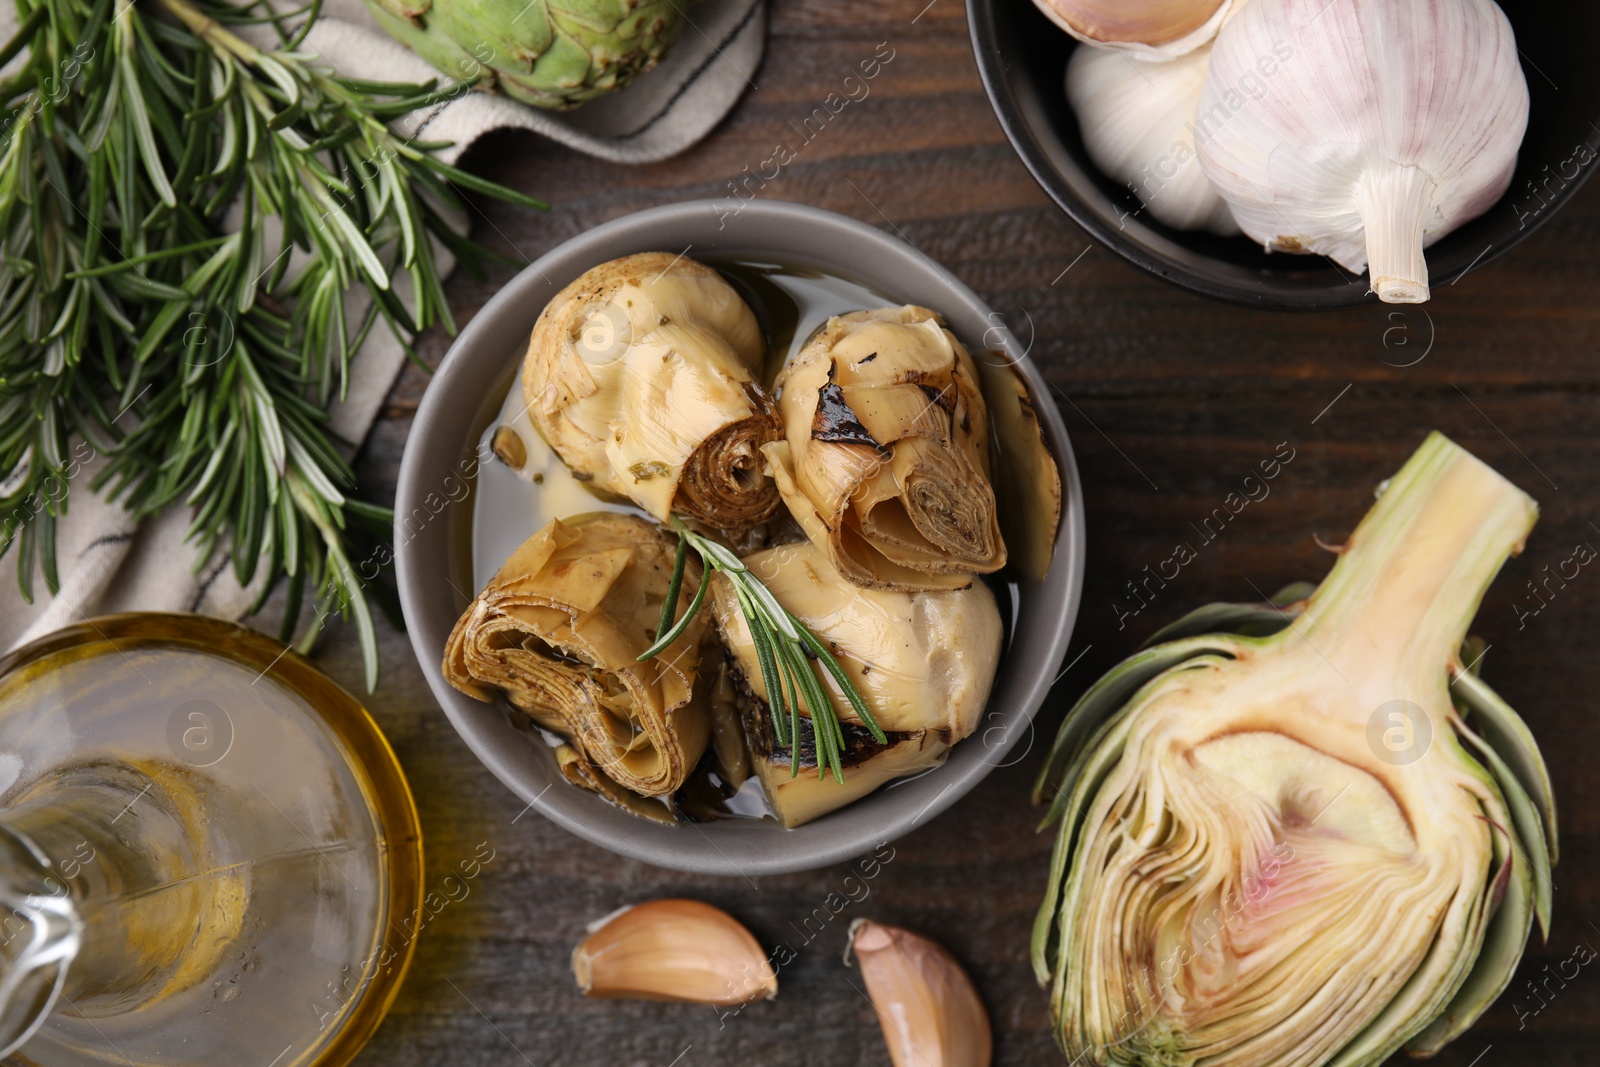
(0, 0), (764, 650)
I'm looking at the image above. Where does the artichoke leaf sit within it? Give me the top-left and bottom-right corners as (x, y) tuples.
(1032, 648), (1246, 989)
(1032, 636), (1248, 816)
(1454, 714), (1553, 934)
(554, 743), (677, 825)
(1031, 706), (1141, 986)
(1141, 580), (1316, 645)
(763, 441), (973, 591)
(1401, 727), (1540, 1056)
(1450, 667), (1559, 865)
(973, 351), (1064, 582)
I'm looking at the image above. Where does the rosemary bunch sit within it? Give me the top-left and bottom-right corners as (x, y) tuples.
(0, 0), (543, 687)
(640, 519), (887, 783)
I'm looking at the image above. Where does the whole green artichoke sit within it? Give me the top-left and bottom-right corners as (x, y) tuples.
(363, 0), (685, 110)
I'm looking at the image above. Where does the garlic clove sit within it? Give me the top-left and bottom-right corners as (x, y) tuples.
(1066, 42), (1240, 235)
(1195, 0), (1529, 304)
(1033, 0), (1234, 60)
(571, 899), (777, 1006)
(846, 919), (992, 1067)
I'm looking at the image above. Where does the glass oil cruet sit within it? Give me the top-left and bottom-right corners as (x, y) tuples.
(0, 614), (423, 1067)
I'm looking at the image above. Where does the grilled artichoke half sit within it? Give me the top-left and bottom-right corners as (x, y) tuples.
(523, 253), (782, 531)
(444, 513), (710, 797)
(766, 306), (1006, 592)
(1033, 432), (1557, 1067)
(363, 0), (684, 110)
(710, 539), (1002, 826)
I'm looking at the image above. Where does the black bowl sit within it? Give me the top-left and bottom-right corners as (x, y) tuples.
(969, 0), (1600, 309)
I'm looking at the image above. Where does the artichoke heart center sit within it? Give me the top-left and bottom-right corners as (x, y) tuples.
(1085, 729), (1458, 1067)
(1189, 731), (1415, 854)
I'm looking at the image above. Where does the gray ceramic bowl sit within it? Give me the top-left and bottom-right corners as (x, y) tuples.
(396, 200), (1086, 875)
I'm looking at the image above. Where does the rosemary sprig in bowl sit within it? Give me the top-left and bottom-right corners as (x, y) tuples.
(0, 0), (543, 687)
(639, 517), (888, 784)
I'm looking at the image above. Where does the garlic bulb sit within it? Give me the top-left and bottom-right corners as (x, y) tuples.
(1067, 43), (1239, 235)
(1196, 0), (1529, 303)
(572, 900), (777, 1005)
(1033, 0), (1234, 60)
(847, 920), (991, 1067)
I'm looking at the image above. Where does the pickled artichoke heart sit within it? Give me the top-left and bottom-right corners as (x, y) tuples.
(362, 0), (684, 110)
(711, 540), (1002, 827)
(523, 253), (782, 530)
(767, 306), (1006, 592)
(715, 540), (1002, 736)
(747, 719), (948, 830)
(444, 513), (710, 797)
(1033, 432), (1557, 1067)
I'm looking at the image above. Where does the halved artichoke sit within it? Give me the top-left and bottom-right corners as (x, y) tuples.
(444, 513), (710, 797)
(1033, 432), (1556, 1067)
(766, 306), (1006, 591)
(709, 539), (1002, 826)
(523, 253), (782, 531)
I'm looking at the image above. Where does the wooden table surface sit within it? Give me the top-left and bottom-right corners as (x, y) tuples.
(315, 1), (1600, 1064)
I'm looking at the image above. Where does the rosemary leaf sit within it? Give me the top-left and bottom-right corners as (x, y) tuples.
(0, 0), (546, 687)
(647, 517), (884, 782)
(735, 579), (788, 747)
(656, 529), (689, 642)
(636, 535), (709, 662)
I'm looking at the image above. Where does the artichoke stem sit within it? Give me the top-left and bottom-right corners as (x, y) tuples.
(1360, 164), (1437, 304)
(1293, 432), (1537, 687)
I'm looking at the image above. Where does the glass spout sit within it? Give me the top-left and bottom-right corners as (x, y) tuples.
(0, 822), (83, 1057)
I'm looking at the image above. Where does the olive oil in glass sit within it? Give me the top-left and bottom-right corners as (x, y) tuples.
(0, 614), (423, 1067)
